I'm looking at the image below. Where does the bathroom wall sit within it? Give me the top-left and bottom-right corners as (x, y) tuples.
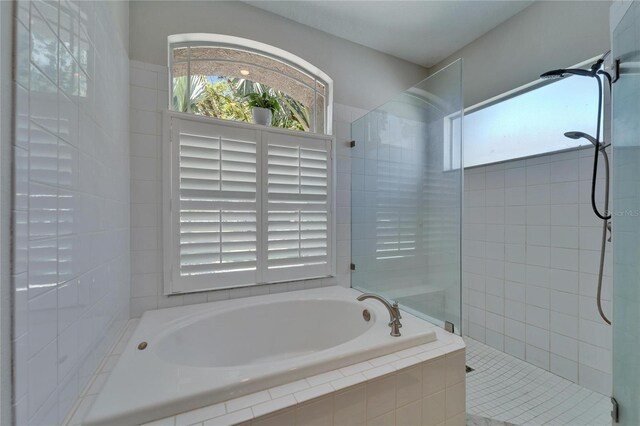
(126, 0), (425, 316)
(462, 147), (613, 395)
(128, 60), (362, 317)
(431, 1), (611, 107)
(12, 1), (130, 423)
(128, 0), (428, 113)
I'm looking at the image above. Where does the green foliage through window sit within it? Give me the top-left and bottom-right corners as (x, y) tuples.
(172, 76), (311, 132)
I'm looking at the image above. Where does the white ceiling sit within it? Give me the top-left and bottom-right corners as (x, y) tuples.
(244, 1), (534, 67)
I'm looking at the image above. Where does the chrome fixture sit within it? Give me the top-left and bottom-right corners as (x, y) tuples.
(564, 131), (612, 326)
(356, 293), (402, 336)
(540, 54), (612, 221)
(541, 52), (615, 325)
(362, 309), (371, 322)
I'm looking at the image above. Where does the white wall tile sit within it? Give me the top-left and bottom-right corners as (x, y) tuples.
(550, 159), (580, 183)
(505, 280), (525, 302)
(485, 329), (504, 351)
(525, 286), (549, 309)
(505, 319), (525, 340)
(421, 390), (445, 426)
(365, 374), (396, 419)
(332, 385), (365, 426)
(550, 354), (578, 382)
(550, 290), (579, 317)
(422, 356), (446, 397)
(579, 318), (611, 349)
(486, 295), (504, 316)
(463, 147), (611, 393)
(526, 344), (549, 370)
(526, 163), (550, 185)
(551, 333), (578, 361)
(396, 399), (421, 426)
(579, 364), (612, 395)
(579, 342), (612, 374)
(525, 324), (549, 351)
(12, 1), (131, 422)
(367, 411), (394, 426)
(504, 336), (525, 360)
(505, 206), (525, 225)
(505, 167), (526, 186)
(445, 381), (465, 419)
(526, 305), (549, 330)
(505, 300), (525, 322)
(550, 310), (579, 337)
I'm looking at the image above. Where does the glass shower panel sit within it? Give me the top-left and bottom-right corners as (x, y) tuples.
(612, 2), (640, 424)
(351, 60), (463, 331)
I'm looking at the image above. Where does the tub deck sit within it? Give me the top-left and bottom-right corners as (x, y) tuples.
(84, 287), (443, 426)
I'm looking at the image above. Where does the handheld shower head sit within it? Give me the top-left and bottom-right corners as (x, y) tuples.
(564, 131), (599, 147)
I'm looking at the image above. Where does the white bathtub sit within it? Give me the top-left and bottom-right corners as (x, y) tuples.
(85, 286), (438, 425)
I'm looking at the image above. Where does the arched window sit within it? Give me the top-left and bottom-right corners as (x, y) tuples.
(168, 34), (333, 134)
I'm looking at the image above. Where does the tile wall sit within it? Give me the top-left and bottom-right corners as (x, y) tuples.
(158, 349), (466, 426)
(12, 1), (130, 423)
(463, 147), (613, 394)
(128, 60), (360, 317)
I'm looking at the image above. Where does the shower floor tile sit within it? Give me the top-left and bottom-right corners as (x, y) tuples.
(465, 338), (611, 426)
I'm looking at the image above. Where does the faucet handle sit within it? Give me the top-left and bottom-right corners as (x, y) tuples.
(392, 301), (402, 319)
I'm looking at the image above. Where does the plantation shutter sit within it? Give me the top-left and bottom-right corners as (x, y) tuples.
(263, 131), (333, 283)
(164, 113), (334, 294)
(167, 118), (261, 292)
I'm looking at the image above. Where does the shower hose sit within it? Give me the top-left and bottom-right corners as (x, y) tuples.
(593, 65), (612, 325)
(596, 147), (611, 325)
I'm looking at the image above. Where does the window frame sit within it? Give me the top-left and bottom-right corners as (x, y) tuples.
(167, 33), (334, 135)
(162, 110), (336, 295)
(458, 56), (601, 169)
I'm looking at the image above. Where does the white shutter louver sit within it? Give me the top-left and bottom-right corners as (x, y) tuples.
(169, 118), (260, 291)
(264, 132), (332, 282)
(164, 113), (333, 294)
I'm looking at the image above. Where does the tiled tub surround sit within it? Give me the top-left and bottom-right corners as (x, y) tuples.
(86, 287), (436, 425)
(69, 287), (466, 426)
(144, 344), (466, 426)
(128, 60), (361, 317)
(462, 147), (613, 394)
(12, 1), (130, 424)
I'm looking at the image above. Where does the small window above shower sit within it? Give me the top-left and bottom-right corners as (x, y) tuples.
(463, 60), (602, 168)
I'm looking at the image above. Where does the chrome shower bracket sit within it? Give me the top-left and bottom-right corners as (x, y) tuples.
(612, 59), (621, 83)
(444, 321), (454, 333)
(611, 397), (619, 423)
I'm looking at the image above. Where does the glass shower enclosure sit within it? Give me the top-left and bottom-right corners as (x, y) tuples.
(612, 1), (640, 424)
(350, 60), (463, 332)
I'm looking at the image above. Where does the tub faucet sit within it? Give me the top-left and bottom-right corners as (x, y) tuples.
(357, 293), (402, 337)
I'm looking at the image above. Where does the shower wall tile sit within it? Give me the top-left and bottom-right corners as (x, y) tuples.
(128, 60), (356, 318)
(11, 1), (130, 423)
(463, 148), (612, 395)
